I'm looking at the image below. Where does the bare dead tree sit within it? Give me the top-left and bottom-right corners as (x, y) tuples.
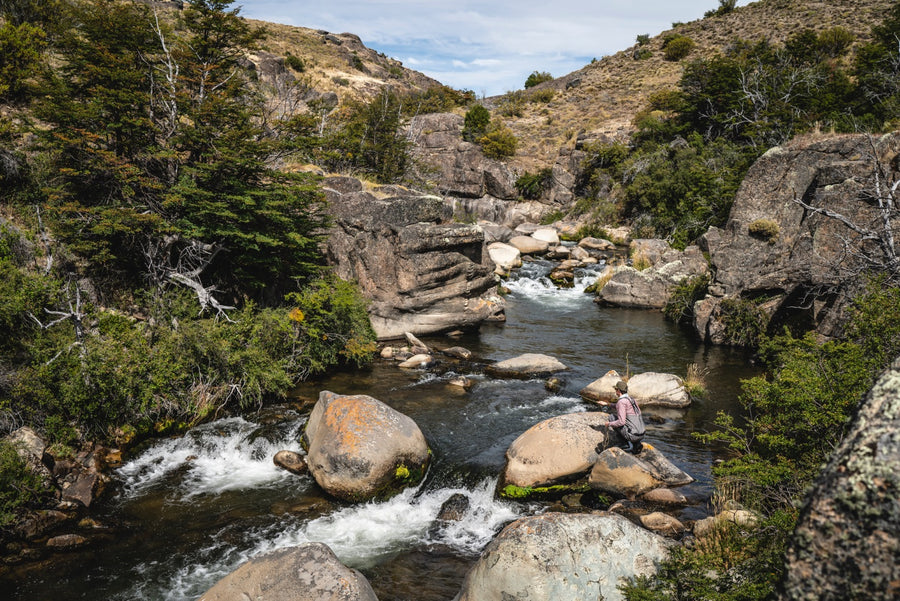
(27, 279), (87, 364)
(143, 235), (235, 321)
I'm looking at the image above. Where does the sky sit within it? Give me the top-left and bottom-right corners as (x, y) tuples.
(236, 1), (756, 97)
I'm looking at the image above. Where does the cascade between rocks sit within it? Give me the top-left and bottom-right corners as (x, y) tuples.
(4, 257), (758, 601)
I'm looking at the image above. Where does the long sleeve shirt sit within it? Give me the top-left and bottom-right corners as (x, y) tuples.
(608, 393), (637, 428)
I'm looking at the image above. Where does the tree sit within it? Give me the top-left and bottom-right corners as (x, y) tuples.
(524, 70), (552, 88)
(462, 103), (490, 141)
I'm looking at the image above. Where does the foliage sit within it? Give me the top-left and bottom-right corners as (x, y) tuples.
(403, 85), (473, 116)
(497, 90), (525, 117)
(524, 70), (553, 88)
(628, 281), (900, 600)
(462, 104), (491, 142)
(515, 167), (553, 200)
(0, 439), (52, 529)
(705, 0), (738, 18)
(478, 123), (518, 159)
(664, 274), (710, 324)
(747, 218), (780, 243)
(663, 35), (695, 61)
(0, 20), (46, 101)
(718, 297), (768, 348)
(284, 53), (304, 72)
(527, 87), (555, 103)
(636, 34), (650, 46)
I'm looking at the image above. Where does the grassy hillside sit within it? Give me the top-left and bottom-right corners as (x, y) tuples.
(491, 0), (894, 170)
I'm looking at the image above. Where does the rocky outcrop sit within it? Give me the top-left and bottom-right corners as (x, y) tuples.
(324, 176), (504, 339)
(598, 244), (709, 309)
(499, 412), (611, 493)
(453, 512), (672, 601)
(198, 543), (379, 601)
(302, 391), (430, 502)
(696, 133), (900, 343)
(776, 357), (900, 601)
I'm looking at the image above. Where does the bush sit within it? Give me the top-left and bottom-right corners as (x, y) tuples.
(284, 53), (304, 72)
(527, 88), (555, 103)
(0, 439), (52, 529)
(664, 274), (710, 324)
(663, 35), (695, 61)
(463, 104), (491, 142)
(497, 91), (525, 117)
(478, 124), (518, 159)
(515, 167), (553, 200)
(719, 297), (767, 348)
(524, 70), (553, 88)
(748, 218), (780, 243)
(636, 34), (650, 46)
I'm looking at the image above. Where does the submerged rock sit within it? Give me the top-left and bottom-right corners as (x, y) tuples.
(302, 391), (430, 502)
(198, 543), (378, 601)
(453, 512), (671, 601)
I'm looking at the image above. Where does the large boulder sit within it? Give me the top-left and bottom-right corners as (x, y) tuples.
(302, 391), (430, 502)
(487, 242), (522, 275)
(579, 370), (624, 404)
(198, 543), (378, 601)
(598, 245), (709, 309)
(507, 235), (550, 255)
(453, 512), (672, 601)
(627, 372), (691, 408)
(697, 133), (900, 342)
(486, 353), (569, 378)
(777, 358), (900, 601)
(589, 445), (694, 499)
(499, 412), (612, 494)
(324, 178), (504, 339)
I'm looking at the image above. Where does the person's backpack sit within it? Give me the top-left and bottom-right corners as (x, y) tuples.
(622, 396), (646, 443)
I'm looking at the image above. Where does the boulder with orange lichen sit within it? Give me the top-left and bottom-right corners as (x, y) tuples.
(301, 390), (431, 502)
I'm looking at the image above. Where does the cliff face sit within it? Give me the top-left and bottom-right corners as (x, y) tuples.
(322, 176), (504, 340)
(777, 356), (900, 600)
(695, 132), (900, 343)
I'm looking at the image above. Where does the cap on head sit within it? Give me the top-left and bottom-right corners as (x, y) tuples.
(615, 380), (628, 393)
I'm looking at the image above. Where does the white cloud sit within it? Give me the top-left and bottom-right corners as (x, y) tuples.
(238, 0), (756, 96)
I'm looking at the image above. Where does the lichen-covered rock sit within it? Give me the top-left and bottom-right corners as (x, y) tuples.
(302, 391), (430, 502)
(777, 358), (900, 601)
(453, 512), (672, 601)
(697, 133), (900, 342)
(273, 450), (307, 475)
(598, 245), (709, 309)
(199, 543), (378, 601)
(499, 412), (611, 493)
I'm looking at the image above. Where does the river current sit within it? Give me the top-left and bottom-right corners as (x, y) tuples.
(4, 259), (758, 600)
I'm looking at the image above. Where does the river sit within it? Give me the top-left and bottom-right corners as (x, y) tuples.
(3, 259), (758, 600)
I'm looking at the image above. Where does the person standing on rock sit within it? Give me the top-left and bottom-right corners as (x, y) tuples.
(598, 380), (645, 454)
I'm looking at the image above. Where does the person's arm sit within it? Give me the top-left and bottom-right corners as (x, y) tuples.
(608, 398), (628, 428)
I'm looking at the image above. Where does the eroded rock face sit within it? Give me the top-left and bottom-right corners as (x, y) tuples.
(777, 358), (900, 601)
(697, 133), (900, 343)
(453, 512), (671, 601)
(198, 543), (379, 601)
(324, 177), (504, 340)
(302, 391), (430, 502)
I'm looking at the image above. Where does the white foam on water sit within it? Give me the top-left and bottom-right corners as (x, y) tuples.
(116, 417), (304, 498)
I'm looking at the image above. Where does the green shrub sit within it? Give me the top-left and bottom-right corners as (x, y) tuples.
(478, 124), (518, 159)
(463, 104), (491, 142)
(636, 34), (650, 46)
(515, 167), (553, 200)
(284, 53), (304, 72)
(663, 35), (695, 61)
(719, 297), (767, 348)
(634, 47), (653, 60)
(524, 70), (553, 88)
(0, 439), (52, 528)
(527, 88), (555, 103)
(705, 0), (738, 17)
(664, 274), (710, 324)
(497, 91), (525, 117)
(748, 218), (780, 243)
